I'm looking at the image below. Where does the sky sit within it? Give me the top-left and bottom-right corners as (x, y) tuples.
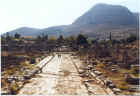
(0, 0), (139, 34)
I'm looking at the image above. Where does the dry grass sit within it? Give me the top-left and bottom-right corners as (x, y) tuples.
(117, 81), (129, 90)
(10, 82), (19, 94)
(96, 63), (105, 69)
(1, 79), (8, 88)
(1, 51), (9, 56)
(23, 80), (31, 85)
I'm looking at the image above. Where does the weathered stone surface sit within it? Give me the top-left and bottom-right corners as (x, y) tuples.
(108, 84), (116, 89)
(111, 68), (118, 72)
(1, 90), (11, 95)
(91, 69), (96, 72)
(92, 61), (97, 65)
(94, 71), (102, 75)
(24, 75), (31, 79)
(125, 74), (140, 85)
(128, 86), (138, 92)
(17, 77), (25, 82)
(90, 72), (96, 77)
(79, 69), (85, 74)
(105, 79), (112, 86)
(112, 88), (121, 94)
(79, 73), (89, 77)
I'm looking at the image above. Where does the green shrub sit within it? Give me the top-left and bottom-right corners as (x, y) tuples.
(127, 34), (137, 43)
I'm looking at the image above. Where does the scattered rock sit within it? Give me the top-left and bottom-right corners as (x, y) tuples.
(112, 88), (121, 94)
(105, 79), (112, 86)
(17, 82), (23, 87)
(108, 84), (116, 89)
(128, 88), (137, 92)
(17, 77), (24, 82)
(79, 73), (89, 77)
(111, 68), (118, 72)
(84, 80), (90, 82)
(125, 74), (139, 85)
(90, 72), (96, 77)
(87, 65), (93, 70)
(84, 79), (95, 83)
(91, 69), (96, 72)
(24, 75), (31, 79)
(96, 75), (103, 80)
(92, 61), (97, 65)
(79, 69), (85, 74)
(128, 85), (139, 92)
(94, 71), (102, 76)
(1, 90), (10, 95)
(105, 62), (113, 66)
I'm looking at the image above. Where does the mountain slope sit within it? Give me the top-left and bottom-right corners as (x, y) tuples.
(3, 26), (68, 37)
(73, 4), (137, 26)
(64, 4), (138, 39)
(42, 25), (68, 37)
(3, 27), (42, 37)
(3, 3), (139, 39)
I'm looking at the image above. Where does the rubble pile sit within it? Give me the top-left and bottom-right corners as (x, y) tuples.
(78, 57), (122, 95)
(1, 67), (40, 95)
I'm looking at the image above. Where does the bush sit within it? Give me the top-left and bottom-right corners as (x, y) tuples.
(118, 81), (129, 90)
(14, 33), (21, 39)
(97, 63), (105, 68)
(76, 34), (88, 47)
(126, 34), (137, 43)
(112, 40), (121, 44)
(91, 39), (97, 44)
(10, 83), (19, 94)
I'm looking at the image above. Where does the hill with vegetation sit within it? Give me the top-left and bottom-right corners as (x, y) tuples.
(2, 4), (139, 40)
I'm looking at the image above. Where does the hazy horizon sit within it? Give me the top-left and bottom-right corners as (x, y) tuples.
(0, 0), (139, 34)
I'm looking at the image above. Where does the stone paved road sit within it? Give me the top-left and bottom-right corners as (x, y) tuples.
(18, 53), (114, 95)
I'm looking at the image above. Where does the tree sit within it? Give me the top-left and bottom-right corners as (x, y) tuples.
(109, 32), (112, 41)
(76, 34), (88, 47)
(14, 33), (21, 39)
(37, 35), (42, 40)
(1, 36), (6, 44)
(91, 39), (97, 44)
(44, 34), (48, 41)
(57, 35), (64, 43)
(123, 50), (130, 69)
(6, 32), (12, 41)
(41, 33), (48, 41)
(35, 35), (42, 43)
(59, 35), (64, 40)
(126, 34), (137, 43)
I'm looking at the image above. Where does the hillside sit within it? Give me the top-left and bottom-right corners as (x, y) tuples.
(3, 27), (42, 37)
(64, 4), (138, 39)
(2, 4), (139, 39)
(73, 4), (137, 26)
(3, 26), (68, 37)
(42, 25), (68, 37)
